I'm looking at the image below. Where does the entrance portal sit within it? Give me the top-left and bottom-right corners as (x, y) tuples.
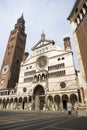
(33, 85), (45, 110)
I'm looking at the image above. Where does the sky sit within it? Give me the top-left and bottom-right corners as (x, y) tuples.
(0, 0), (78, 69)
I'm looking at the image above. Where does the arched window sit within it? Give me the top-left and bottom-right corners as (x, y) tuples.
(34, 75), (38, 82)
(82, 7), (86, 15)
(42, 74), (45, 81)
(83, 3), (87, 11)
(79, 12), (83, 20)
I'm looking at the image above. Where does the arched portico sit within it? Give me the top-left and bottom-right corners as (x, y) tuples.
(33, 85), (45, 110)
(54, 95), (60, 110)
(70, 94), (78, 109)
(6, 98), (9, 109)
(19, 97), (22, 109)
(47, 95), (53, 110)
(23, 97), (27, 109)
(62, 94), (68, 110)
(9, 98), (14, 109)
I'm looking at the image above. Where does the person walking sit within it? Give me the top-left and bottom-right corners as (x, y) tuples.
(67, 107), (71, 115)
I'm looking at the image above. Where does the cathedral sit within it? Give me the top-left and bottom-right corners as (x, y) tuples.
(0, 0), (87, 111)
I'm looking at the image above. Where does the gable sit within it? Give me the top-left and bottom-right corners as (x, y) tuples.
(31, 39), (55, 50)
(31, 32), (55, 50)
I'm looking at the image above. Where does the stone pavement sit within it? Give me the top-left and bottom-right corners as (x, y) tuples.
(0, 110), (87, 130)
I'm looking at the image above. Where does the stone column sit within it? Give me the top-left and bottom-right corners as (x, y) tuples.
(60, 96), (63, 111)
(17, 98), (19, 110)
(31, 96), (34, 110)
(52, 96), (55, 111)
(80, 88), (85, 104)
(35, 95), (40, 110)
(67, 95), (72, 109)
(45, 96), (48, 110)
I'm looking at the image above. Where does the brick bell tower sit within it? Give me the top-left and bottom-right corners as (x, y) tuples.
(68, 0), (87, 82)
(0, 14), (27, 90)
(68, 0), (87, 105)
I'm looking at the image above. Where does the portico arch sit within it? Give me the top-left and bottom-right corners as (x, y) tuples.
(3, 98), (6, 109)
(54, 95), (60, 103)
(0, 99), (2, 104)
(6, 98), (9, 109)
(62, 94), (68, 110)
(0, 99), (2, 109)
(70, 94), (78, 109)
(9, 98), (14, 109)
(18, 97), (22, 109)
(54, 95), (60, 110)
(14, 97), (18, 109)
(47, 95), (53, 110)
(23, 97), (27, 109)
(33, 85), (45, 110)
(10, 98), (13, 103)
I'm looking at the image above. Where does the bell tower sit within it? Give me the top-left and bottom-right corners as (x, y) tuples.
(0, 14), (27, 90)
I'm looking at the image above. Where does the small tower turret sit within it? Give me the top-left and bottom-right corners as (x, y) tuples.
(63, 37), (71, 50)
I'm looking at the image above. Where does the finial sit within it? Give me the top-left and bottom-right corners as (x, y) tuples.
(20, 13), (24, 19)
(41, 30), (45, 41)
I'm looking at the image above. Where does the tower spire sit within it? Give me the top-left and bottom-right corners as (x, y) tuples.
(21, 13), (24, 19)
(15, 14), (25, 32)
(41, 30), (45, 41)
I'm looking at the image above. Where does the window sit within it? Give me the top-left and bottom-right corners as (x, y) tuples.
(48, 70), (66, 78)
(8, 46), (10, 49)
(58, 58), (60, 61)
(23, 87), (27, 92)
(60, 82), (66, 88)
(30, 66), (32, 69)
(17, 60), (19, 63)
(24, 77), (33, 82)
(11, 45), (13, 48)
(26, 67), (29, 70)
(62, 57), (65, 60)
(24, 70), (36, 76)
(8, 52), (11, 55)
(48, 63), (65, 71)
(75, 8), (78, 13)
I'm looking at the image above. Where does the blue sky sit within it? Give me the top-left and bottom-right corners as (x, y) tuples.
(0, 0), (78, 69)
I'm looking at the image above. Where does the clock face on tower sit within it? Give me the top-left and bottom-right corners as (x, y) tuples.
(36, 56), (47, 69)
(1, 65), (9, 75)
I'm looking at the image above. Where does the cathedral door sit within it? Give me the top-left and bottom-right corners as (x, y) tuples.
(33, 85), (45, 110)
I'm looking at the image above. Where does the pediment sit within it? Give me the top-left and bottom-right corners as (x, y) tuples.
(31, 39), (55, 50)
(32, 32), (55, 50)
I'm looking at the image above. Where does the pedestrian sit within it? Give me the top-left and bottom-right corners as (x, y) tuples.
(67, 107), (71, 115)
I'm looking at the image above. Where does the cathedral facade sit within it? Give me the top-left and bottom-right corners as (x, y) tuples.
(15, 34), (79, 111)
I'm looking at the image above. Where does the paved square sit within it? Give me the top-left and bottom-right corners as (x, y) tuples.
(0, 110), (87, 130)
